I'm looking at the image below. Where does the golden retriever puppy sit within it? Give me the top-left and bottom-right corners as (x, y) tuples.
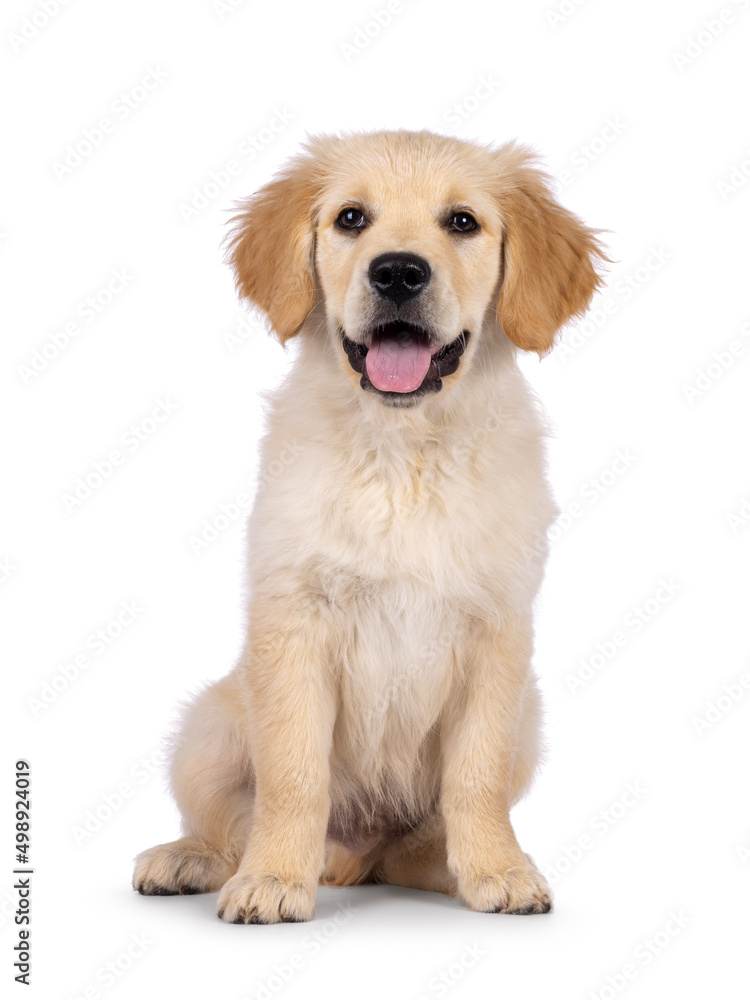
(133, 130), (606, 922)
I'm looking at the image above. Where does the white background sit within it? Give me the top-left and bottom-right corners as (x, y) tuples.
(3, 0), (750, 997)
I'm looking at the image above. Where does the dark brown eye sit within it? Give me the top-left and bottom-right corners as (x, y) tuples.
(337, 207), (366, 230)
(449, 212), (478, 233)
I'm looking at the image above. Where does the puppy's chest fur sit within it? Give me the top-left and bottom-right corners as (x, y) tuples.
(318, 418), (546, 605)
(252, 394), (551, 789)
(314, 446), (478, 792)
(266, 416), (534, 605)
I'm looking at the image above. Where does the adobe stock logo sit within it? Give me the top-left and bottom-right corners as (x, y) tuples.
(725, 495), (750, 534)
(681, 321), (750, 403)
(70, 749), (166, 846)
(27, 601), (144, 717)
(556, 116), (628, 190)
(212, 0), (248, 18)
(242, 902), (356, 1000)
(339, 1), (417, 61)
(565, 578), (681, 694)
(178, 108), (296, 223)
(415, 944), (486, 999)
(0, 557), (18, 586)
(546, 0), (591, 31)
(51, 67), (169, 180)
(69, 933), (155, 999)
(716, 147), (750, 200)
(542, 449), (637, 549)
(61, 398), (179, 512)
(586, 910), (691, 1000)
(557, 246), (672, 360)
(691, 672), (750, 737)
(672, 1), (749, 72)
(7, 0), (72, 52)
(18, 268), (133, 385)
(441, 76), (501, 128)
(542, 782), (647, 887)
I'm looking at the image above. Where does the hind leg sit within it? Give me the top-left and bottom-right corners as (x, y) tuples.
(134, 836), (235, 895)
(373, 814), (457, 896)
(320, 839), (380, 887)
(318, 822), (454, 895)
(133, 672), (254, 896)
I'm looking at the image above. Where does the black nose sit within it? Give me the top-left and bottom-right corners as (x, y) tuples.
(368, 252), (431, 306)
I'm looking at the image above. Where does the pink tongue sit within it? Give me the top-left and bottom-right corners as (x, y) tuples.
(366, 335), (432, 392)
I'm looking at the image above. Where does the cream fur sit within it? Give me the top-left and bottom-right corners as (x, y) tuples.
(133, 130), (607, 922)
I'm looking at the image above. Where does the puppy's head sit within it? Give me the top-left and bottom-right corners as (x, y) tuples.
(227, 131), (607, 408)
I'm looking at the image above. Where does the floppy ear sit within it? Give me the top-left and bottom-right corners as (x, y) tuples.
(226, 157), (319, 344)
(495, 151), (608, 356)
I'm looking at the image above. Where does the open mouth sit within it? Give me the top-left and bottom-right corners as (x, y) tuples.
(341, 322), (469, 402)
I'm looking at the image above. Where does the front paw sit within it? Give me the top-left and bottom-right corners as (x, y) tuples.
(458, 856), (552, 914)
(216, 872), (316, 924)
